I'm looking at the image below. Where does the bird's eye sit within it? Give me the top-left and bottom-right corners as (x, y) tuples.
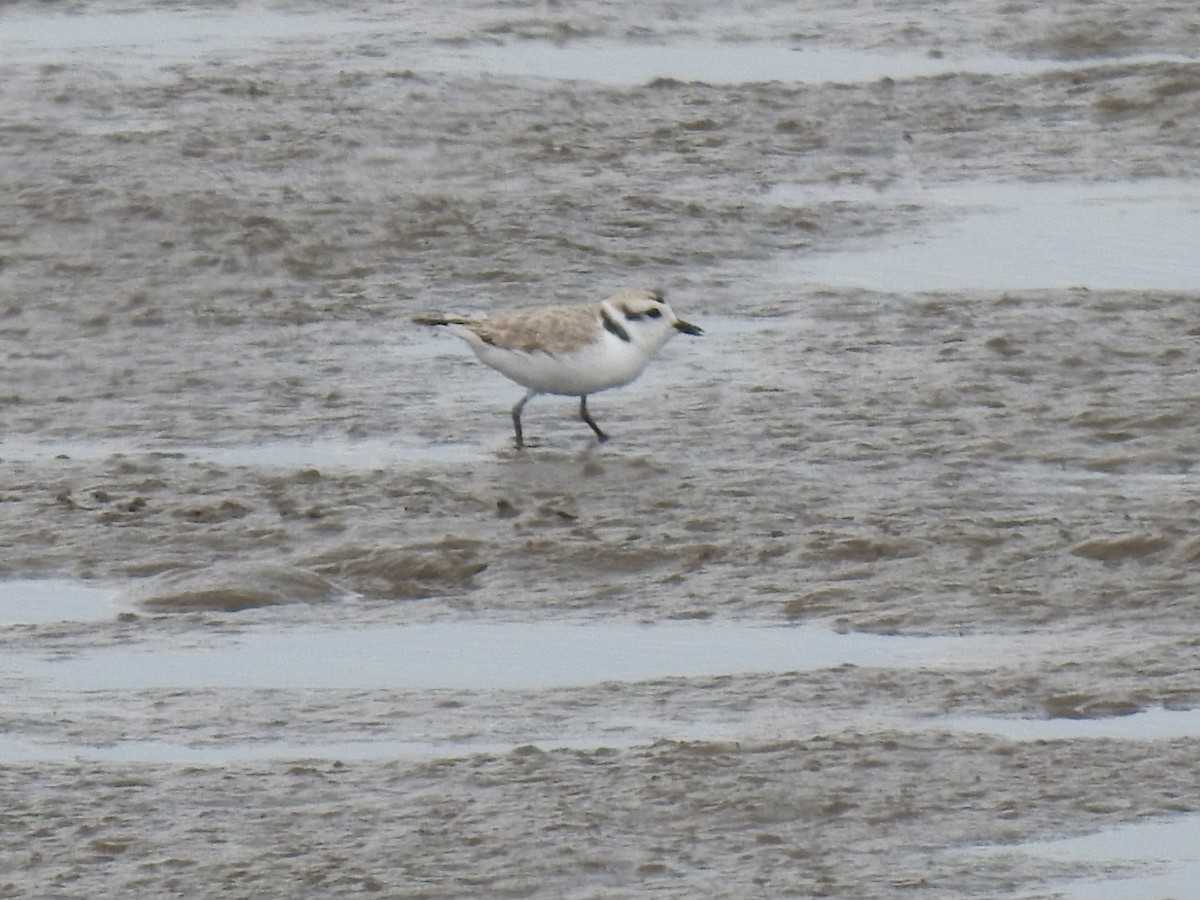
(646, 308), (663, 319)
(624, 311), (642, 321)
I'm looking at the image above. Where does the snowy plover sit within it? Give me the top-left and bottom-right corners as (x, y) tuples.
(414, 288), (703, 449)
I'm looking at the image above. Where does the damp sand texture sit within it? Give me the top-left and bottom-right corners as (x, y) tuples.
(3, 1), (1200, 898)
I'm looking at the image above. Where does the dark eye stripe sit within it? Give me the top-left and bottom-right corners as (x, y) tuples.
(623, 310), (643, 322)
(646, 308), (662, 319)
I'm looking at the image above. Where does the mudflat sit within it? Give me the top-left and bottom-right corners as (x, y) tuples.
(2, 1), (1199, 897)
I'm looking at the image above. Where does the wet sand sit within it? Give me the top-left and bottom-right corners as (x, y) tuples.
(2, 0), (1200, 897)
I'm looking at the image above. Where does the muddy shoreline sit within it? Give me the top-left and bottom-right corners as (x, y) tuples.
(2, 1), (1200, 897)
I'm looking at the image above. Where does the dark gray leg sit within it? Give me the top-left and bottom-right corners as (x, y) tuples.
(511, 389), (537, 449)
(579, 395), (609, 443)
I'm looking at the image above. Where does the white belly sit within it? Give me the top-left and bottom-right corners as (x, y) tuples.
(471, 336), (653, 396)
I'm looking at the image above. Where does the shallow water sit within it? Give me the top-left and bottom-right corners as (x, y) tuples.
(3, 0), (1200, 897)
(782, 180), (1200, 291)
(8, 7), (1191, 84)
(988, 815), (1200, 900)
(947, 706), (1200, 742)
(5, 619), (1039, 690)
(0, 579), (122, 625)
(0, 435), (482, 471)
(0, 9), (385, 65)
(425, 43), (1197, 86)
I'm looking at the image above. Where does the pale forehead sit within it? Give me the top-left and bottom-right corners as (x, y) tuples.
(608, 287), (664, 305)
(609, 289), (668, 314)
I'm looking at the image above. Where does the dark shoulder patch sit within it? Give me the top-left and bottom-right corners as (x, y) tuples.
(601, 307), (631, 342)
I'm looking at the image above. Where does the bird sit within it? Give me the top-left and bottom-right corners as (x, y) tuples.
(414, 288), (703, 449)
